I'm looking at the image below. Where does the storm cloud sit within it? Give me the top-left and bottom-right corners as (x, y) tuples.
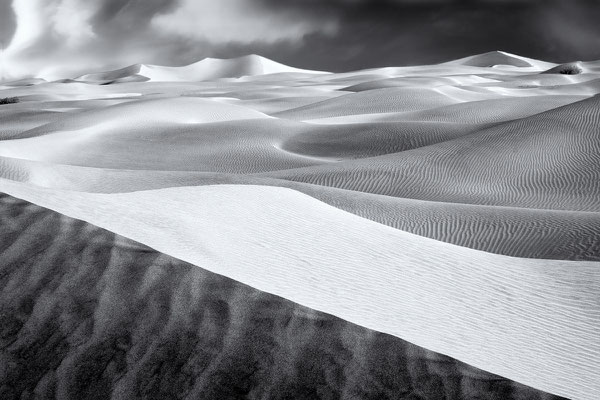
(0, 0), (599, 80)
(0, 0), (338, 79)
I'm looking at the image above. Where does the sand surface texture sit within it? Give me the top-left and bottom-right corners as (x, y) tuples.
(0, 193), (565, 400)
(1, 52), (599, 399)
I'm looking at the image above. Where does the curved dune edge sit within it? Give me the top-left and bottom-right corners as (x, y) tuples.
(264, 95), (600, 212)
(0, 155), (598, 261)
(1, 179), (598, 400)
(0, 193), (565, 399)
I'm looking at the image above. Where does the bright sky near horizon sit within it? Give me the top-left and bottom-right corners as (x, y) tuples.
(1, 0), (599, 80)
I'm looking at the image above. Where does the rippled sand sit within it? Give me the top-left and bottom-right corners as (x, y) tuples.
(1, 51), (599, 399)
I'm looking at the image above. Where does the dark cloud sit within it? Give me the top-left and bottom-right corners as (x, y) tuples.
(2, 0), (600, 80)
(255, 0), (600, 71)
(2, 0), (341, 79)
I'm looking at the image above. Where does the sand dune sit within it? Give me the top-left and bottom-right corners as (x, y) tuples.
(76, 55), (326, 84)
(0, 180), (598, 400)
(0, 194), (564, 400)
(266, 95), (600, 211)
(0, 118), (485, 171)
(0, 78), (47, 87)
(0, 109), (66, 139)
(1, 52), (600, 399)
(0, 118), (335, 173)
(279, 121), (488, 159)
(342, 74), (499, 92)
(305, 95), (587, 124)
(445, 51), (550, 69)
(265, 182), (600, 261)
(543, 62), (585, 75)
(7, 97), (270, 142)
(274, 87), (462, 120)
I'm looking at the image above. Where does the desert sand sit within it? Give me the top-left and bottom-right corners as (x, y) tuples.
(0, 193), (565, 400)
(1, 52), (599, 399)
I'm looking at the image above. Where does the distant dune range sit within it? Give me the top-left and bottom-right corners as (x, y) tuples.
(0, 194), (565, 400)
(1, 52), (600, 399)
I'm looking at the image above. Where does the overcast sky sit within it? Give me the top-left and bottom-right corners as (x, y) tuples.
(1, 0), (599, 80)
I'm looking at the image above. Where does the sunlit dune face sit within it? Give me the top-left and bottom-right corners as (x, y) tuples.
(2, 0), (600, 81)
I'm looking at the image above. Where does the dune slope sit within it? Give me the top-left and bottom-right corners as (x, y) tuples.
(0, 193), (565, 400)
(75, 55), (326, 84)
(0, 180), (598, 400)
(266, 95), (600, 211)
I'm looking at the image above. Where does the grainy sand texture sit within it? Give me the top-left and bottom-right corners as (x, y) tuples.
(1, 52), (599, 399)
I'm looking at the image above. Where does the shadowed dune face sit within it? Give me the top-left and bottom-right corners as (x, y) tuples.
(543, 62), (584, 75)
(74, 55), (327, 84)
(0, 194), (564, 400)
(447, 51), (536, 68)
(1, 180), (598, 400)
(0, 157), (597, 261)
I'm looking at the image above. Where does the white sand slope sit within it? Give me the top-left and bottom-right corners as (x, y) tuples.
(0, 78), (47, 87)
(0, 180), (598, 400)
(76, 55), (326, 83)
(446, 51), (555, 70)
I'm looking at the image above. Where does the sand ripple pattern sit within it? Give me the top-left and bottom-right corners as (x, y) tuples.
(0, 194), (566, 400)
(1, 52), (600, 399)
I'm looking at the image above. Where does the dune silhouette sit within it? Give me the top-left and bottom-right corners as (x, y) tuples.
(75, 55), (327, 84)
